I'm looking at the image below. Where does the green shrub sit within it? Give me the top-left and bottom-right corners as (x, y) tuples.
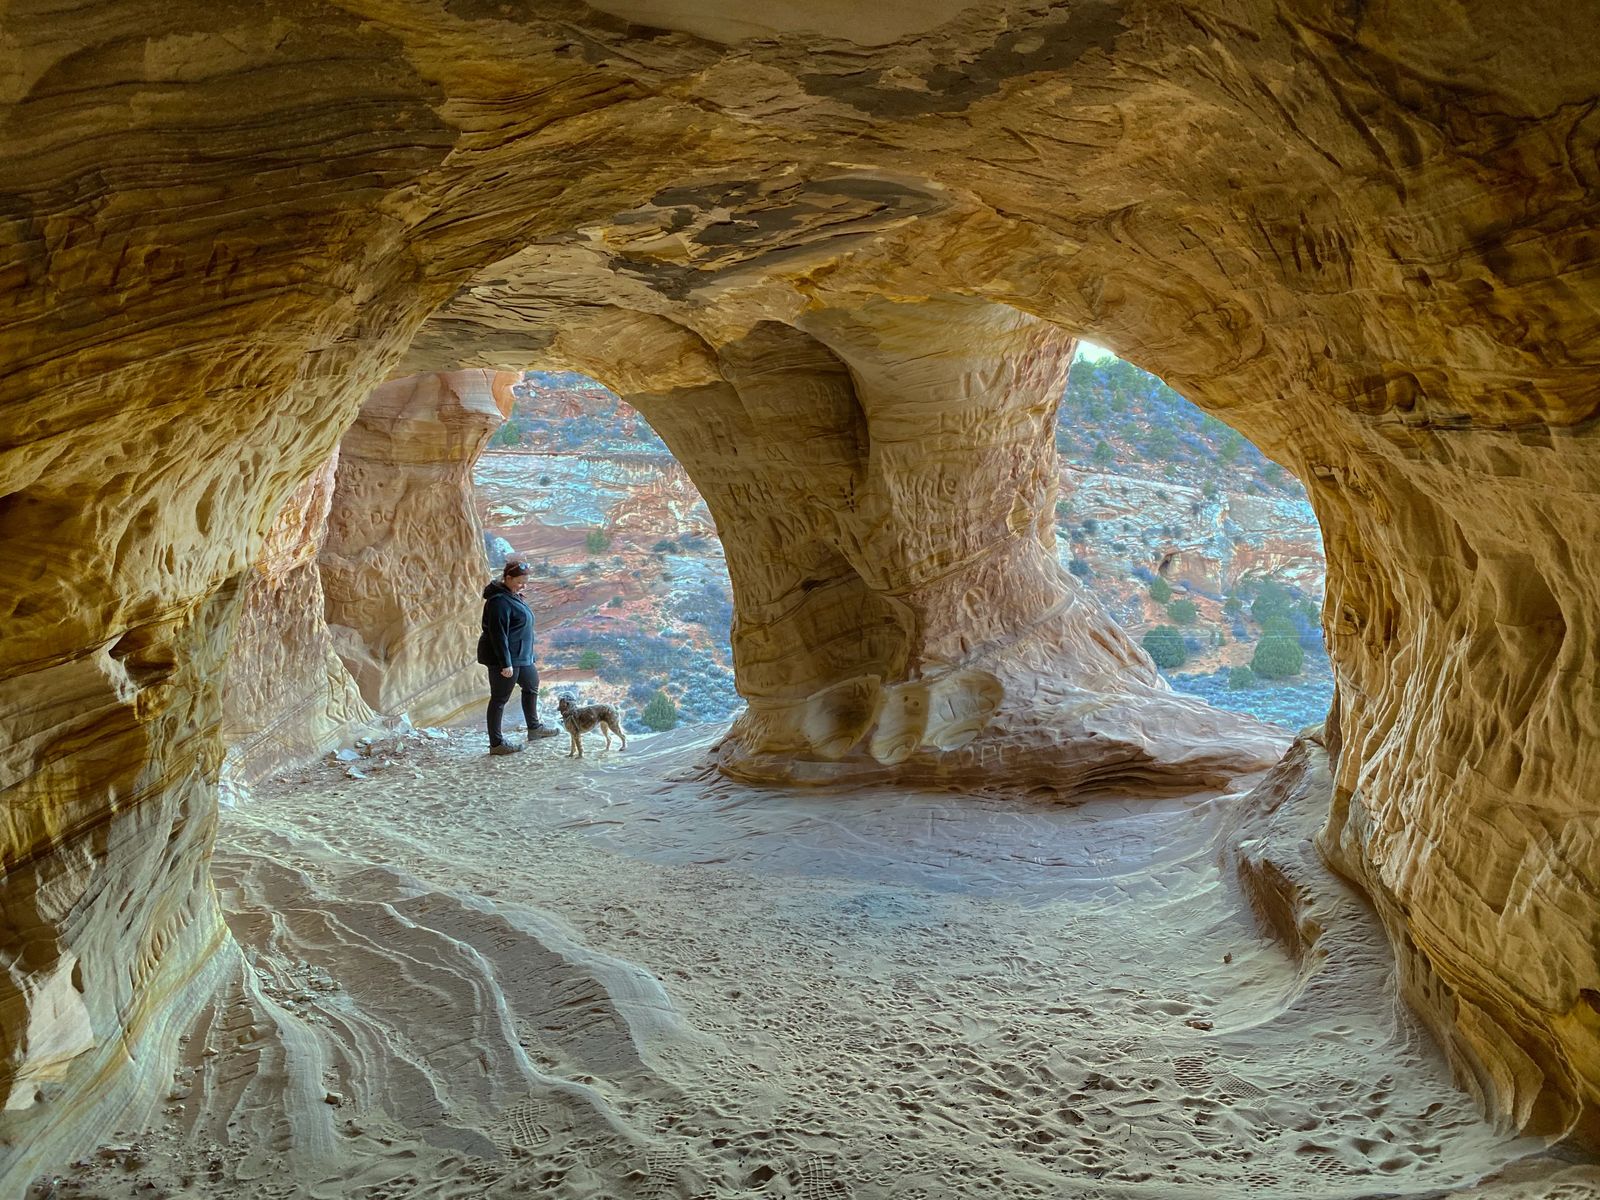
(1167, 599), (1199, 625)
(1251, 633), (1304, 680)
(1148, 576), (1173, 604)
(1068, 558), (1090, 578)
(578, 649), (602, 670)
(641, 690), (678, 732)
(1260, 613), (1298, 639)
(1092, 440), (1115, 467)
(1250, 581), (1293, 626)
(1227, 665), (1256, 689)
(1143, 427), (1178, 459)
(1222, 595), (1243, 616)
(607, 595), (624, 609)
(584, 528), (612, 554)
(1142, 625), (1187, 669)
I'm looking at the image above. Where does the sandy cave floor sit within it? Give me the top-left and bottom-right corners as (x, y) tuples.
(42, 728), (1600, 1200)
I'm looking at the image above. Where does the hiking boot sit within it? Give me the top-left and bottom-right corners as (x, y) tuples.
(489, 741), (523, 756)
(529, 724), (561, 739)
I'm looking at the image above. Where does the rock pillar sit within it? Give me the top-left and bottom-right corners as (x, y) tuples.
(319, 370), (517, 726)
(632, 298), (1285, 790)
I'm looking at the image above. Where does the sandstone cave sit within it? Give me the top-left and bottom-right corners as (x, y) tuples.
(2, 3), (1597, 1197)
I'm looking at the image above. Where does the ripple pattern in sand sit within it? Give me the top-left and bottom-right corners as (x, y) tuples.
(39, 728), (1592, 1199)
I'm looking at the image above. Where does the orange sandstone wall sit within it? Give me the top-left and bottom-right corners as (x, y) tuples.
(2, 4), (1597, 1179)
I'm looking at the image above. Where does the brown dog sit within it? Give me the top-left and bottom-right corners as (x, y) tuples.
(556, 695), (627, 758)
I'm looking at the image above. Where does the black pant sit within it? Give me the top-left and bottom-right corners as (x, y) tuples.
(486, 664), (540, 746)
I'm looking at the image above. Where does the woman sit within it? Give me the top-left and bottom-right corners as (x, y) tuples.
(477, 560), (559, 754)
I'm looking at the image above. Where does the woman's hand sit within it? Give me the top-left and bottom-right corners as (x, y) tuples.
(501, 667), (514, 678)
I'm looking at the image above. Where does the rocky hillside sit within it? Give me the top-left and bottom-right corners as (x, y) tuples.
(1053, 353), (1333, 729)
(476, 363), (1333, 731)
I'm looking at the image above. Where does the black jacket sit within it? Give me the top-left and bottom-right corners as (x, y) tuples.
(477, 581), (536, 668)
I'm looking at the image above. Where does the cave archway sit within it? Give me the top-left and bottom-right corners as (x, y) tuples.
(473, 369), (741, 734)
(411, 293), (1287, 793)
(3, 4), (1597, 1185)
(273, 322), (1322, 781)
(481, 350), (1333, 743)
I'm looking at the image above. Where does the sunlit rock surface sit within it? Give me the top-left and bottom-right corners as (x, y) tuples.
(2, 0), (1598, 1180)
(627, 297), (1285, 789)
(321, 369), (518, 726)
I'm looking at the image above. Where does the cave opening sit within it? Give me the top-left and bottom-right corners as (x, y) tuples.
(1052, 346), (1335, 732)
(473, 369), (740, 740)
(468, 351), (1335, 749)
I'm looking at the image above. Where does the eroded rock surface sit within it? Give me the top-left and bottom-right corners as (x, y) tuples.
(222, 369), (515, 786)
(221, 450), (381, 784)
(2, 0), (1598, 1179)
(321, 369), (518, 726)
(629, 297), (1284, 788)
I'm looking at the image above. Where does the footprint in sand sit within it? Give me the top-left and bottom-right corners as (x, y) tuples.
(1213, 1071), (1269, 1101)
(799, 1153), (852, 1199)
(637, 1144), (689, 1199)
(1171, 1054), (1214, 1092)
(506, 1098), (554, 1149)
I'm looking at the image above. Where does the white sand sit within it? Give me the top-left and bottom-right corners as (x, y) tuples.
(37, 728), (1597, 1199)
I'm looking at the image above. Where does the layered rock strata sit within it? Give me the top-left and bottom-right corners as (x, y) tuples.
(0, 592), (233, 1187)
(220, 449), (381, 784)
(320, 369), (518, 726)
(630, 297), (1284, 788)
(1, 0), (1597, 1179)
